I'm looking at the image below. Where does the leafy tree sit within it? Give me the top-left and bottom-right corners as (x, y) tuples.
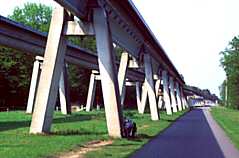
(220, 36), (239, 109)
(9, 3), (52, 32)
(0, 3), (52, 108)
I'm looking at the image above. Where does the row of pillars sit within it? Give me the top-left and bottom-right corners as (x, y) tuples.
(26, 56), (71, 115)
(26, 4), (188, 138)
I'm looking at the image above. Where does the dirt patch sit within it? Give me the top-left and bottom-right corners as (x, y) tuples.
(139, 125), (149, 129)
(56, 140), (113, 158)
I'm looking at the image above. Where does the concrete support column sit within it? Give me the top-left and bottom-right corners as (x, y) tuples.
(139, 82), (148, 114)
(26, 56), (42, 114)
(135, 82), (142, 113)
(86, 72), (97, 112)
(155, 79), (161, 99)
(162, 70), (172, 115)
(93, 8), (123, 138)
(175, 82), (183, 111)
(144, 53), (159, 120)
(180, 86), (187, 109)
(169, 77), (178, 113)
(59, 63), (71, 115)
(30, 5), (68, 134)
(118, 52), (129, 106)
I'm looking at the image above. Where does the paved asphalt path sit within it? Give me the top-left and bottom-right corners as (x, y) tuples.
(130, 107), (239, 158)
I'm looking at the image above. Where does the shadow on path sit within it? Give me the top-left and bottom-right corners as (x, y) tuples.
(130, 108), (225, 158)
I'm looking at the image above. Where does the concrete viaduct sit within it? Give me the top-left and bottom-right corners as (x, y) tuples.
(0, 0), (217, 138)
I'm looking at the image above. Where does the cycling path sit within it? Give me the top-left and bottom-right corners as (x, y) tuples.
(131, 107), (239, 158)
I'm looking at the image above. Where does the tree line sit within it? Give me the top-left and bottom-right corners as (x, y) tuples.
(220, 36), (239, 109)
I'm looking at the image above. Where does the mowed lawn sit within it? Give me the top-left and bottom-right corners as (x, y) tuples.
(211, 106), (239, 150)
(0, 109), (187, 158)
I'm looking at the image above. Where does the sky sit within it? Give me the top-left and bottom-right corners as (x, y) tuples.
(1, 0), (239, 96)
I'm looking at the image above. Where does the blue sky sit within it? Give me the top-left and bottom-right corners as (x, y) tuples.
(1, 0), (238, 96)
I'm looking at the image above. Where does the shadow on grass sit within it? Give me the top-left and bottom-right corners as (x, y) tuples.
(50, 129), (106, 136)
(122, 134), (155, 143)
(0, 113), (96, 132)
(159, 118), (175, 122)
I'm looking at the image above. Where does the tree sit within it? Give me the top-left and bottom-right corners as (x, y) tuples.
(0, 3), (52, 108)
(9, 3), (52, 32)
(220, 36), (239, 109)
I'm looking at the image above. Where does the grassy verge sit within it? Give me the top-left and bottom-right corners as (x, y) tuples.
(85, 110), (187, 158)
(211, 106), (239, 149)
(0, 109), (187, 158)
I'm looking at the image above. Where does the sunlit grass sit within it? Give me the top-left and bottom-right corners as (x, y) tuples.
(0, 109), (187, 158)
(85, 110), (187, 158)
(211, 106), (239, 149)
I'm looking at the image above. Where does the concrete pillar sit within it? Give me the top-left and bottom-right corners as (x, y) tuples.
(180, 86), (187, 109)
(136, 82), (142, 113)
(139, 81), (148, 114)
(155, 79), (161, 99)
(155, 79), (163, 109)
(162, 70), (172, 115)
(59, 63), (71, 115)
(158, 95), (164, 109)
(169, 77), (177, 113)
(93, 8), (123, 138)
(118, 52), (129, 106)
(175, 82), (183, 111)
(30, 5), (68, 134)
(86, 72), (97, 112)
(26, 56), (42, 114)
(144, 53), (159, 120)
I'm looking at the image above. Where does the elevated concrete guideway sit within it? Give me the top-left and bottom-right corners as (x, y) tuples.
(55, 0), (185, 85)
(0, 15), (144, 81)
(0, 0), (217, 138)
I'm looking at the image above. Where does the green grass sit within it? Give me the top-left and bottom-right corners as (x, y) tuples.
(0, 109), (187, 158)
(211, 106), (239, 149)
(85, 110), (187, 158)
